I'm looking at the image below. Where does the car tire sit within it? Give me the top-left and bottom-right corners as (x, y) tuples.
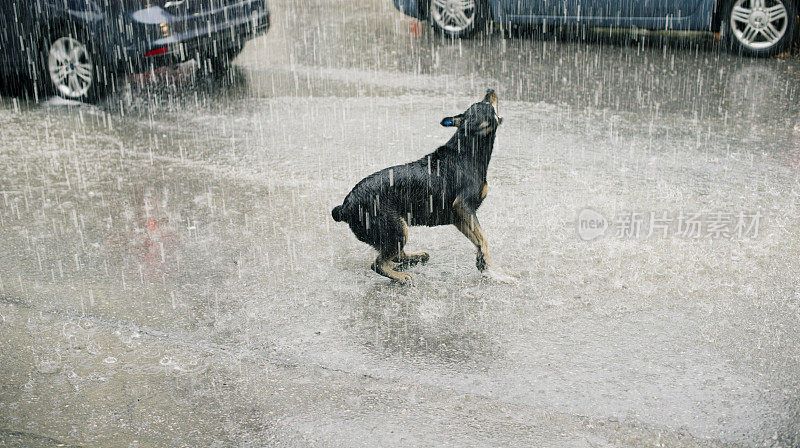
(723, 0), (798, 57)
(429, 0), (488, 38)
(41, 28), (107, 102)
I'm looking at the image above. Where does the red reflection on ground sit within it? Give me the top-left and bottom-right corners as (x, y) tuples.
(103, 187), (179, 282)
(137, 190), (178, 280)
(408, 20), (424, 37)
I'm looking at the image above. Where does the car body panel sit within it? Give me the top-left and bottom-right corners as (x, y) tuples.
(498, 0), (717, 30)
(394, 0), (718, 31)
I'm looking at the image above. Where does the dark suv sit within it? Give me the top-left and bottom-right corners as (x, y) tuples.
(0, 0), (271, 102)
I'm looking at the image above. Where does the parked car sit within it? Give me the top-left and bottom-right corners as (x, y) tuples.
(393, 0), (798, 56)
(0, 0), (271, 102)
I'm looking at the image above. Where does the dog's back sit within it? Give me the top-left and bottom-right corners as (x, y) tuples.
(332, 153), (455, 228)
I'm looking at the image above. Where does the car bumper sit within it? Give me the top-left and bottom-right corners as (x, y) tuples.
(117, 1), (270, 72)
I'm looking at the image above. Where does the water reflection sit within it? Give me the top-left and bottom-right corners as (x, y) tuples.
(111, 64), (251, 114)
(102, 185), (179, 282)
(348, 282), (504, 366)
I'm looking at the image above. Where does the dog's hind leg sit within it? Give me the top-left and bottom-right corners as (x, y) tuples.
(370, 214), (414, 284)
(392, 219), (430, 268)
(453, 198), (491, 272)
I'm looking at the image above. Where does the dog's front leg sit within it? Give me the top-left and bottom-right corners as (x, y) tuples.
(453, 198), (491, 272)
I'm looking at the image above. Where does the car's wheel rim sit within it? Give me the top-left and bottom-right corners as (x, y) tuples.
(430, 0), (476, 33)
(47, 37), (93, 98)
(729, 0), (789, 50)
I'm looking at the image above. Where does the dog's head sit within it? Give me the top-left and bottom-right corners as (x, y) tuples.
(440, 89), (503, 137)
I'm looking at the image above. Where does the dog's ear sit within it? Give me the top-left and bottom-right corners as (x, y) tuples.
(440, 114), (464, 127)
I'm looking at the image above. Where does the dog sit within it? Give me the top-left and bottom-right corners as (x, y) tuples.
(331, 89), (503, 283)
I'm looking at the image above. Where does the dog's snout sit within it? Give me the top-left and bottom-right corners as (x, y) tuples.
(483, 89), (501, 126)
(483, 89), (500, 125)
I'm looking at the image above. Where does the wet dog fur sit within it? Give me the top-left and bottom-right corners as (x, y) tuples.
(331, 89), (503, 283)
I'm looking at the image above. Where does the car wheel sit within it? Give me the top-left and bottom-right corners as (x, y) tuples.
(44, 33), (105, 102)
(723, 0), (798, 57)
(429, 0), (487, 38)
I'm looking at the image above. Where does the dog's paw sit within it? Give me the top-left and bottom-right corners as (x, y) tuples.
(394, 251), (430, 269)
(476, 253), (489, 272)
(408, 251), (430, 266)
(393, 272), (414, 284)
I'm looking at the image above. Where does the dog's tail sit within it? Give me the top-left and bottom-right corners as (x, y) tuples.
(331, 205), (345, 222)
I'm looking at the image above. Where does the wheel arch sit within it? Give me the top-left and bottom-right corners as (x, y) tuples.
(711, 0), (726, 31)
(416, 0), (503, 22)
(38, 17), (93, 63)
(39, 8), (112, 67)
(415, 0), (429, 19)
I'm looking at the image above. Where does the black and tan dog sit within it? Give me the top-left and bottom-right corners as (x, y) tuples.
(331, 89), (503, 283)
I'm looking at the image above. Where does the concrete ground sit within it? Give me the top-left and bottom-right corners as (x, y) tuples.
(1, 0), (799, 446)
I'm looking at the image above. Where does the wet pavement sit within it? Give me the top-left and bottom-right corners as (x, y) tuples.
(1, 0), (800, 446)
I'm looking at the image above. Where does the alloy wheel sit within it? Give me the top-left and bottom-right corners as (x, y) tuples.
(47, 36), (94, 99)
(729, 0), (789, 50)
(430, 0), (477, 33)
